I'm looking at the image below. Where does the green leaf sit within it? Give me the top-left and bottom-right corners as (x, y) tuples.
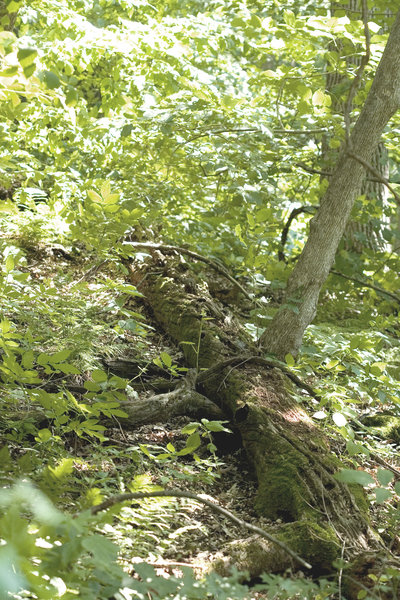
(100, 181), (111, 199)
(17, 47), (37, 68)
(202, 420), (231, 433)
(346, 440), (369, 456)
(4, 255), (14, 272)
(50, 349), (72, 363)
(36, 428), (52, 442)
(57, 363), (80, 374)
(335, 469), (375, 486)
(82, 534), (118, 566)
(285, 353), (295, 367)
(84, 381), (101, 392)
(87, 190), (102, 203)
(0, 31), (16, 52)
(184, 432), (201, 452)
(47, 458), (74, 479)
(376, 468), (394, 487)
(139, 444), (151, 457)
(181, 422), (199, 435)
(91, 369), (108, 383)
(375, 487), (392, 504)
(160, 352), (172, 367)
(65, 87), (79, 106)
(39, 70), (60, 89)
(37, 353), (50, 365)
(325, 359), (339, 369)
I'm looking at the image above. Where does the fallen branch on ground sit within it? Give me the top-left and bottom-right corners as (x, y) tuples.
(89, 488), (312, 569)
(123, 241), (260, 306)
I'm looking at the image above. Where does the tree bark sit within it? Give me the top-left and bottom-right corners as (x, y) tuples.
(324, 2), (390, 253)
(260, 8), (400, 358)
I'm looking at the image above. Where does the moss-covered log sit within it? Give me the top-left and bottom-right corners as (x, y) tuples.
(127, 257), (381, 582)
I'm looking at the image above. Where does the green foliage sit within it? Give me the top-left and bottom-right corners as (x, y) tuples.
(0, 0), (400, 598)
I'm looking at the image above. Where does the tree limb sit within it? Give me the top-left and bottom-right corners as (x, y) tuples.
(89, 488), (312, 569)
(346, 151), (400, 207)
(123, 241), (260, 306)
(295, 162), (389, 184)
(330, 269), (400, 304)
(279, 205), (317, 262)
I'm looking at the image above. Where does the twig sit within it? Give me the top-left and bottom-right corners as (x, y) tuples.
(279, 205), (316, 262)
(123, 242), (260, 306)
(295, 162), (388, 184)
(344, 0), (371, 143)
(346, 151), (400, 207)
(182, 128), (258, 144)
(89, 489), (312, 569)
(330, 269), (400, 304)
(197, 355), (320, 401)
(76, 259), (109, 283)
(274, 128), (329, 135)
(369, 453), (400, 480)
(179, 127), (330, 147)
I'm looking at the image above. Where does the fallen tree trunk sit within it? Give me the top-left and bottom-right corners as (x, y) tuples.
(127, 256), (381, 585)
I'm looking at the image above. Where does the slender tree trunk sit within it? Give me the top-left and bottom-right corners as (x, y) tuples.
(260, 8), (400, 358)
(324, 2), (390, 253)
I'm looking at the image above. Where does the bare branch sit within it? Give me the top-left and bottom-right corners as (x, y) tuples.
(279, 205), (317, 262)
(179, 127), (330, 147)
(330, 269), (400, 304)
(89, 488), (312, 569)
(295, 162), (387, 184)
(123, 241), (260, 306)
(347, 150), (400, 206)
(344, 0), (371, 142)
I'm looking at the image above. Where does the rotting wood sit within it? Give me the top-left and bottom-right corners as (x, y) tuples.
(125, 255), (382, 583)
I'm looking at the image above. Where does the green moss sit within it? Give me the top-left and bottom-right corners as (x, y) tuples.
(348, 483), (369, 514)
(278, 521), (339, 574)
(361, 414), (400, 444)
(256, 459), (309, 521)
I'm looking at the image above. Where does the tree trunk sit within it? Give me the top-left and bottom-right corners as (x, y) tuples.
(127, 258), (380, 587)
(324, 2), (390, 253)
(260, 8), (400, 358)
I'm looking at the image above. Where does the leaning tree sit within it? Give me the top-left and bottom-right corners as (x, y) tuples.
(260, 8), (400, 358)
(113, 9), (400, 596)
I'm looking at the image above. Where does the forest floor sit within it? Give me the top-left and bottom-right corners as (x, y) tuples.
(2, 237), (400, 599)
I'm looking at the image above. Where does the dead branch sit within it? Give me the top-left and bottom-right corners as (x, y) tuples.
(330, 269), (400, 304)
(123, 241), (260, 306)
(347, 151), (400, 207)
(89, 488), (312, 569)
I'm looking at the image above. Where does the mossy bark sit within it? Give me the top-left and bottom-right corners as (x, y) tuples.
(128, 259), (380, 578)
